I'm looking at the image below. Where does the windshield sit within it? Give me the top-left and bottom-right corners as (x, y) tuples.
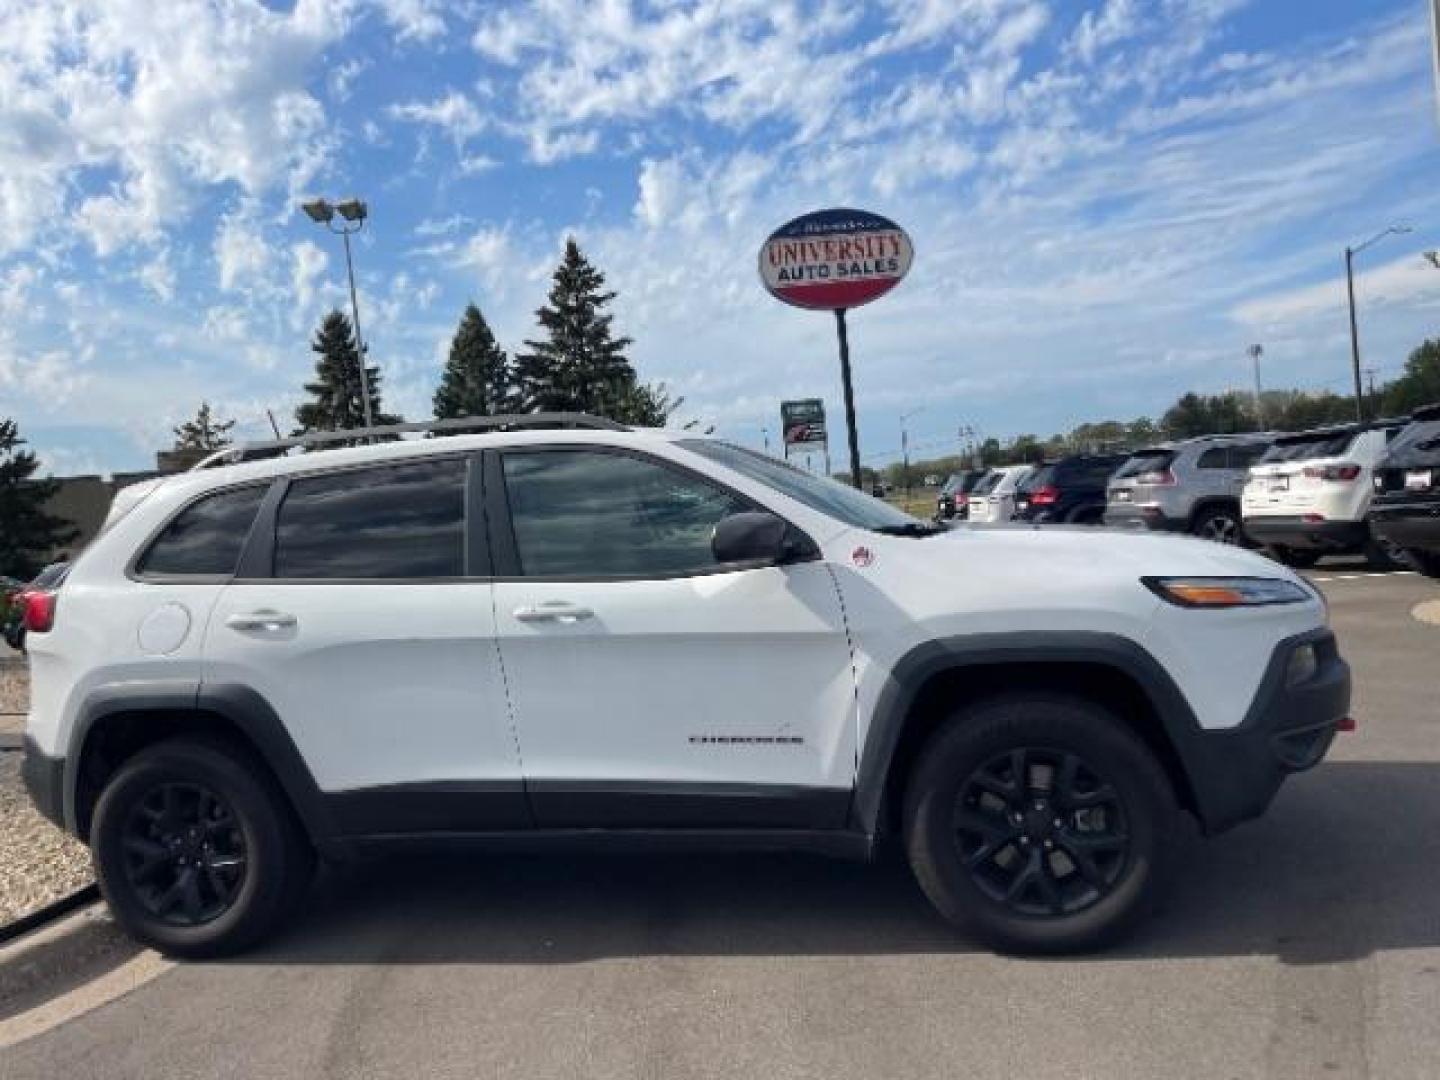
(1115, 450), (1174, 479)
(680, 440), (923, 531)
(1259, 431), (1355, 463)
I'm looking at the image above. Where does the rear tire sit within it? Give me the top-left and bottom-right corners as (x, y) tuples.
(903, 694), (1178, 954)
(1269, 546), (1319, 569)
(92, 737), (313, 958)
(1191, 505), (1242, 545)
(1363, 536), (1410, 571)
(1407, 549), (1440, 578)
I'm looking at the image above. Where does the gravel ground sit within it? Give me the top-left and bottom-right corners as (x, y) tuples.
(0, 665), (93, 924)
(1, 664), (28, 737)
(0, 756), (93, 924)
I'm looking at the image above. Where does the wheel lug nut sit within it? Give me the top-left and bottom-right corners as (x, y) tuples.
(1043, 840), (1054, 850)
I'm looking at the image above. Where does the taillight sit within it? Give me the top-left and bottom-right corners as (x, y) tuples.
(1302, 463), (1361, 482)
(1030, 485), (1060, 506)
(1135, 469), (1176, 486)
(23, 590), (56, 633)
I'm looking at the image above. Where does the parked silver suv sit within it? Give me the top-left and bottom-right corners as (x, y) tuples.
(1105, 434), (1274, 544)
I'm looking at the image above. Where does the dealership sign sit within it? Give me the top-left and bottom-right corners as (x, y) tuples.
(759, 208), (914, 311)
(781, 398), (827, 446)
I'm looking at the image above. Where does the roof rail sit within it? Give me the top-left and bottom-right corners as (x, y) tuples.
(191, 413), (629, 469)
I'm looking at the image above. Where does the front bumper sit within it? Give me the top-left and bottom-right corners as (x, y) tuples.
(1176, 629), (1349, 834)
(21, 735), (66, 831)
(1242, 516), (1367, 552)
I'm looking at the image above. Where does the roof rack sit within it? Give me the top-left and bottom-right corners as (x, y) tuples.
(192, 413), (629, 469)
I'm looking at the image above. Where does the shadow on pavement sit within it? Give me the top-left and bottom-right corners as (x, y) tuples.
(247, 761), (1440, 968)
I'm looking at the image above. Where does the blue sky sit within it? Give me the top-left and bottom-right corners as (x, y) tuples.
(3, 0), (1440, 474)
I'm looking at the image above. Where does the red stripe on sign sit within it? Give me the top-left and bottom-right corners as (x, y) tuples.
(775, 278), (900, 310)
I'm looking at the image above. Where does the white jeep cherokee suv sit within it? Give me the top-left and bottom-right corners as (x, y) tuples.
(21, 415), (1350, 957)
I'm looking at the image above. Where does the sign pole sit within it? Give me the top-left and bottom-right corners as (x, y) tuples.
(835, 308), (862, 490)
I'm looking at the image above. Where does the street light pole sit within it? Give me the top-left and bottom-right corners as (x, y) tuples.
(1247, 344), (1265, 427)
(1344, 224), (1411, 423)
(301, 196), (375, 431)
(900, 406), (925, 501)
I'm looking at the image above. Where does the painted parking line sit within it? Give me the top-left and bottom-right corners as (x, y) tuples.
(1309, 571), (1418, 583)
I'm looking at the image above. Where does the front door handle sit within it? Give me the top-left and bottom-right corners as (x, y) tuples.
(513, 601), (594, 624)
(225, 610), (298, 632)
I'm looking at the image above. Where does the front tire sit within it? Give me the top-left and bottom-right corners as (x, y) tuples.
(92, 738), (313, 958)
(1363, 536), (1410, 571)
(1408, 548), (1440, 578)
(903, 694), (1178, 953)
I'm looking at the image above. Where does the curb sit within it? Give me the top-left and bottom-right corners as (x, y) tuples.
(0, 886), (100, 948)
(0, 896), (142, 1031)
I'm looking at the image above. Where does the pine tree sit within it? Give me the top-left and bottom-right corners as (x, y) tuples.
(0, 419), (79, 579)
(611, 381), (682, 427)
(514, 239), (637, 416)
(172, 401), (235, 451)
(433, 303), (514, 426)
(294, 309), (398, 437)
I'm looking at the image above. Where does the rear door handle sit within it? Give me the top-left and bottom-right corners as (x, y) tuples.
(225, 610), (298, 632)
(512, 601), (594, 624)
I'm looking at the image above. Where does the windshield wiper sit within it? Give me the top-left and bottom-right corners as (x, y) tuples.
(872, 522), (945, 537)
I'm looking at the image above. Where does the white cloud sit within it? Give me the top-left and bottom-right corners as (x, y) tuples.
(1233, 255), (1440, 330)
(138, 251), (177, 301)
(290, 240), (329, 326)
(388, 91), (485, 146)
(213, 210), (273, 294)
(0, 0), (348, 259)
(371, 0), (446, 43)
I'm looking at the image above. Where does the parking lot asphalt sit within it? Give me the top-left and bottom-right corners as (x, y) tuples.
(2, 564), (1438, 1080)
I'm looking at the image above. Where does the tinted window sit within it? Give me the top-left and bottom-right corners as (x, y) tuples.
(1196, 447), (1229, 470)
(274, 458), (465, 579)
(1115, 450), (1174, 479)
(504, 450), (752, 577)
(972, 471), (1002, 494)
(1229, 443), (1268, 468)
(1059, 456), (1124, 486)
(1260, 431), (1355, 462)
(1019, 465), (1054, 491)
(138, 485), (266, 576)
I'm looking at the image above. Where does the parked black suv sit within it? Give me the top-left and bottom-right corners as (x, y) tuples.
(934, 469), (989, 520)
(1014, 454), (1128, 524)
(1370, 402), (1440, 578)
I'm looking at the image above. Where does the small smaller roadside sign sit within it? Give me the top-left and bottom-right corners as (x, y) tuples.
(781, 399), (827, 446)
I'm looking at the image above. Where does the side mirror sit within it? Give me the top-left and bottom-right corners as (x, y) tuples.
(712, 511), (793, 565)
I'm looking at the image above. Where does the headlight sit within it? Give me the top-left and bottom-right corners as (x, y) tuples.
(1142, 576), (1312, 609)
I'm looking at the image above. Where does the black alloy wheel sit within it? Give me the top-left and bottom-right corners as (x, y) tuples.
(122, 782), (248, 926)
(1194, 508), (1241, 545)
(954, 747), (1128, 917)
(93, 737), (313, 957)
(904, 694), (1177, 952)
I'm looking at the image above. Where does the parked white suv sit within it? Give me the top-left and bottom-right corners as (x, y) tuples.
(21, 415), (1350, 957)
(1242, 421), (1405, 568)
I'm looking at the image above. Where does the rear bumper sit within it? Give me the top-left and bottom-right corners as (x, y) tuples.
(1104, 503), (1186, 532)
(21, 735), (67, 831)
(1177, 629), (1349, 834)
(1242, 516), (1367, 551)
(1369, 502), (1440, 552)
